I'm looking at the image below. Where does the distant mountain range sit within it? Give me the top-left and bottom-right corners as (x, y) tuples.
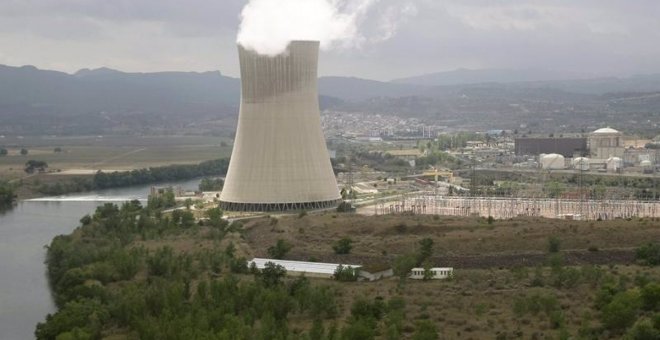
(2, 64), (660, 135)
(391, 68), (598, 86)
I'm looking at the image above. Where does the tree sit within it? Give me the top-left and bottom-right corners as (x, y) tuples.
(259, 262), (286, 287)
(25, 160), (48, 173)
(417, 238), (434, 265)
(625, 318), (660, 340)
(422, 261), (434, 280)
(267, 239), (293, 259)
(205, 207), (227, 229)
(54, 147), (62, 153)
(0, 148), (7, 156)
(641, 283), (660, 310)
(548, 236), (561, 253)
(0, 183), (15, 207)
(636, 242), (660, 266)
(600, 290), (642, 331)
(20, 148), (28, 155)
(393, 254), (416, 280)
(333, 238), (353, 255)
(334, 265), (359, 282)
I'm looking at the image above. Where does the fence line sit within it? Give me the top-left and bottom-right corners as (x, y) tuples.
(373, 193), (660, 220)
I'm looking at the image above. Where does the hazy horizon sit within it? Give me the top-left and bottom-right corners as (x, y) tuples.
(1, 1), (659, 81)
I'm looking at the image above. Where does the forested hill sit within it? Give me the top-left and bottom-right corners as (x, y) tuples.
(4, 64), (660, 135)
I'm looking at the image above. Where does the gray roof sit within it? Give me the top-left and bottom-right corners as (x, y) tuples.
(249, 258), (361, 276)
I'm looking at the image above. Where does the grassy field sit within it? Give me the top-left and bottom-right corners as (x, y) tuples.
(128, 212), (660, 338)
(0, 135), (232, 180)
(241, 213), (659, 264)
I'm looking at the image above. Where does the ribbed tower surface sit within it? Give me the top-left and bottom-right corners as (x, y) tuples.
(219, 41), (341, 211)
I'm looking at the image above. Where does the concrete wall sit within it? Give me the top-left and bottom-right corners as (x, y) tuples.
(515, 138), (587, 157)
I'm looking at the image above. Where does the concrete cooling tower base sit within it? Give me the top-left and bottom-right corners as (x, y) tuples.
(219, 199), (342, 212)
(219, 41), (341, 212)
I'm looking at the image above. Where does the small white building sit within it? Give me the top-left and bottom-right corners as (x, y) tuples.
(641, 160), (654, 174)
(540, 153), (566, 170)
(409, 267), (453, 280)
(606, 157), (623, 173)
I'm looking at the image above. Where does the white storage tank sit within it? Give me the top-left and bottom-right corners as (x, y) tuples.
(606, 157), (623, 173)
(572, 157), (590, 171)
(540, 153), (566, 170)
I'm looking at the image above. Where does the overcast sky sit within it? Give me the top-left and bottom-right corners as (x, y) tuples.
(1, 0), (659, 81)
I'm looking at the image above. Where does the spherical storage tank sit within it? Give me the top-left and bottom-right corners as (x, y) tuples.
(606, 157), (623, 172)
(572, 157), (590, 171)
(540, 153), (566, 170)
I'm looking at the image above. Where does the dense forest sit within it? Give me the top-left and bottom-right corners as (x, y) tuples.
(36, 201), (431, 339)
(37, 159), (229, 196)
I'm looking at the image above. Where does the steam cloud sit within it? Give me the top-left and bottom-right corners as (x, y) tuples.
(236, 0), (414, 55)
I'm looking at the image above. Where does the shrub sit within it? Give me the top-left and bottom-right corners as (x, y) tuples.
(600, 290), (642, 331)
(548, 236), (561, 253)
(549, 310), (565, 329)
(337, 201), (355, 212)
(334, 265), (360, 282)
(333, 238), (353, 255)
(412, 320), (438, 340)
(267, 239), (293, 259)
(636, 242), (660, 266)
(625, 318), (660, 340)
(641, 283), (660, 310)
(79, 215), (92, 226)
(394, 223), (407, 233)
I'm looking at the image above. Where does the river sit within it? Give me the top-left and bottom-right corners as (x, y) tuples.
(0, 178), (201, 340)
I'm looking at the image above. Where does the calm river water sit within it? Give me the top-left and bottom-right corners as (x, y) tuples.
(0, 179), (201, 339)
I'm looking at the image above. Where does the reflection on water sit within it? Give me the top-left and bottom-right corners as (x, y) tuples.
(0, 178), (200, 340)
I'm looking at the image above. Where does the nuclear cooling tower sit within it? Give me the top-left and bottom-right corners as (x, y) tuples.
(220, 41), (341, 211)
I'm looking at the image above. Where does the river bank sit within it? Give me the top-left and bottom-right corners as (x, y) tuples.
(0, 178), (202, 340)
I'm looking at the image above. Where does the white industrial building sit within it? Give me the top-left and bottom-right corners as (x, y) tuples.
(589, 127), (624, 160)
(249, 258), (361, 279)
(409, 267), (454, 280)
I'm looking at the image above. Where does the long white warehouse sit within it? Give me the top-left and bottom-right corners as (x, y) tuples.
(249, 258), (361, 279)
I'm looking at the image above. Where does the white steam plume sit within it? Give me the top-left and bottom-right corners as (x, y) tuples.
(237, 0), (412, 56)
